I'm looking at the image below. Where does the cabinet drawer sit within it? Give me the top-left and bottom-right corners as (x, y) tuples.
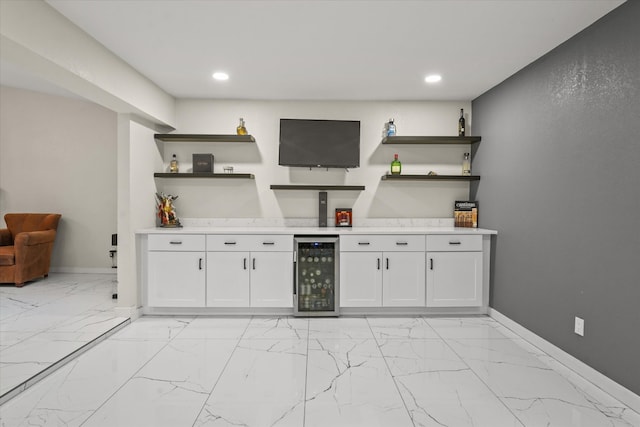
(148, 234), (205, 251)
(207, 234), (293, 252)
(426, 235), (482, 252)
(341, 235), (425, 252)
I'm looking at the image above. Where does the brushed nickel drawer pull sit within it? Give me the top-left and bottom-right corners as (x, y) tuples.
(358, 242), (370, 245)
(169, 241), (182, 245)
(224, 241), (237, 245)
(449, 241), (462, 245)
(396, 241), (408, 246)
(262, 241), (275, 245)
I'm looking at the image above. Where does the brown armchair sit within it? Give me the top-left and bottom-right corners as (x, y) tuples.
(0, 213), (61, 287)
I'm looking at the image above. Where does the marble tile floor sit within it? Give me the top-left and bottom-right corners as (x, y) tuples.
(1, 315), (638, 427)
(0, 273), (130, 403)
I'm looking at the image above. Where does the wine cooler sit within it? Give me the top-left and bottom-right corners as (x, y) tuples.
(293, 236), (339, 317)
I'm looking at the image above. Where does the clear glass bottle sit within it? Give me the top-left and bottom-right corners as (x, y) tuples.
(391, 153), (402, 175)
(387, 118), (396, 136)
(236, 117), (248, 135)
(169, 154), (179, 173)
(458, 109), (466, 136)
(462, 152), (471, 176)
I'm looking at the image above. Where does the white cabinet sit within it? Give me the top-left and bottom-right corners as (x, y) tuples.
(206, 235), (293, 308)
(426, 235), (483, 307)
(147, 235), (206, 307)
(340, 235), (425, 307)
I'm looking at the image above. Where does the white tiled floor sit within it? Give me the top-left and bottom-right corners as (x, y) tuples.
(0, 274), (128, 401)
(1, 278), (639, 426)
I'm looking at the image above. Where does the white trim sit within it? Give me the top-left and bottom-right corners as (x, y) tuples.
(115, 305), (141, 320)
(489, 308), (640, 414)
(50, 267), (115, 274)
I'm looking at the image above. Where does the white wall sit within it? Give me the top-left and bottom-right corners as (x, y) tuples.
(0, 86), (117, 271)
(163, 100), (473, 222)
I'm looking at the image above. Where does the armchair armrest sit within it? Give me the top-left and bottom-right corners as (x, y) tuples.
(14, 230), (57, 247)
(0, 228), (11, 246)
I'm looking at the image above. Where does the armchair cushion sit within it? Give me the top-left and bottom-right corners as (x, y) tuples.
(0, 213), (61, 286)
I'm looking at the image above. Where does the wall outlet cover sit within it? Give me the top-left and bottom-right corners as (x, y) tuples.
(574, 316), (585, 336)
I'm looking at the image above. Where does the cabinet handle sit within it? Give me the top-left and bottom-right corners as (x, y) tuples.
(430, 258), (434, 270)
(169, 241), (182, 245)
(396, 241), (408, 246)
(262, 241), (275, 245)
(224, 241), (237, 245)
(198, 258), (203, 270)
(449, 241), (462, 245)
(243, 257), (247, 270)
(252, 258), (256, 270)
(386, 258), (389, 270)
(377, 258), (381, 270)
(358, 242), (370, 245)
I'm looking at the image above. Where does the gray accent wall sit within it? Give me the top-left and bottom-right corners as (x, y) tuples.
(472, 1), (640, 394)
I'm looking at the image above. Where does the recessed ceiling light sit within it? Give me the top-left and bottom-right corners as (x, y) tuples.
(212, 72), (229, 81)
(425, 74), (442, 83)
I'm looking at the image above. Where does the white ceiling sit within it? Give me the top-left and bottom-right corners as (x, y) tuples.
(3, 1), (626, 101)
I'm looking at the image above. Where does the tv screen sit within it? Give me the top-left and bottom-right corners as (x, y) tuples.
(278, 119), (360, 168)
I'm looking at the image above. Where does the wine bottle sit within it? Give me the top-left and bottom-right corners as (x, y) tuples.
(462, 152), (471, 176)
(458, 109), (465, 136)
(169, 154), (179, 173)
(236, 117), (248, 135)
(391, 153), (402, 175)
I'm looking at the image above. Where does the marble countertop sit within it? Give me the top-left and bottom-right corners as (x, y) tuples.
(136, 226), (497, 235)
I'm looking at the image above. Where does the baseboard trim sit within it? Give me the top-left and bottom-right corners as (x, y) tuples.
(115, 305), (142, 320)
(489, 308), (640, 414)
(50, 267), (115, 274)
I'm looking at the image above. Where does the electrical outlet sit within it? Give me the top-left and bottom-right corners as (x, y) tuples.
(574, 317), (584, 336)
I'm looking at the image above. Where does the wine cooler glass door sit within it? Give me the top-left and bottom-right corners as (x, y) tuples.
(294, 237), (339, 316)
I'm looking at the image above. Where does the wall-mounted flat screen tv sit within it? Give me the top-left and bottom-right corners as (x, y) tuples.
(278, 119), (360, 168)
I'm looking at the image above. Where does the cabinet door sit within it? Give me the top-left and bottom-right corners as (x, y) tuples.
(426, 252), (483, 307)
(340, 252), (383, 307)
(206, 252), (250, 307)
(147, 251), (205, 307)
(382, 252), (426, 307)
(250, 252), (293, 308)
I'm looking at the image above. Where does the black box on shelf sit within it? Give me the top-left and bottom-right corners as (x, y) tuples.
(193, 153), (214, 173)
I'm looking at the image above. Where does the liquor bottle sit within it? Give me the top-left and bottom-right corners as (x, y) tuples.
(391, 153), (402, 175)
(462, 152), (471, 176)
(236, 117), (248, 135)
(458, 109), (465, 136)
(387, 118), (396, 136)
(169, 154), (179, 173)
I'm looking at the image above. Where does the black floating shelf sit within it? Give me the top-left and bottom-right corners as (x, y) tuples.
(381, 136), (481, 145)
(381, 174), (480, 182)
(270, 185), (365, 191)
(155, 173), (255, 179)
(154, 134), (255, 143)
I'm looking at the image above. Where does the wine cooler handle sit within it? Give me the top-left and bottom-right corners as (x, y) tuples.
(198, 258), (203, 270)
(293, 257), (297, 295)
(430, 258), (434, 270)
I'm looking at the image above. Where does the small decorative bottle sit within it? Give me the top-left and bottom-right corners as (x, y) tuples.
(391, 153), (402, 175)
(236, 117), (248, 135)
(387, 118), (396, 136)
(458, 109), (466, 136)
(462, 152), (471, 176)
(169, 154), (179, 173)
